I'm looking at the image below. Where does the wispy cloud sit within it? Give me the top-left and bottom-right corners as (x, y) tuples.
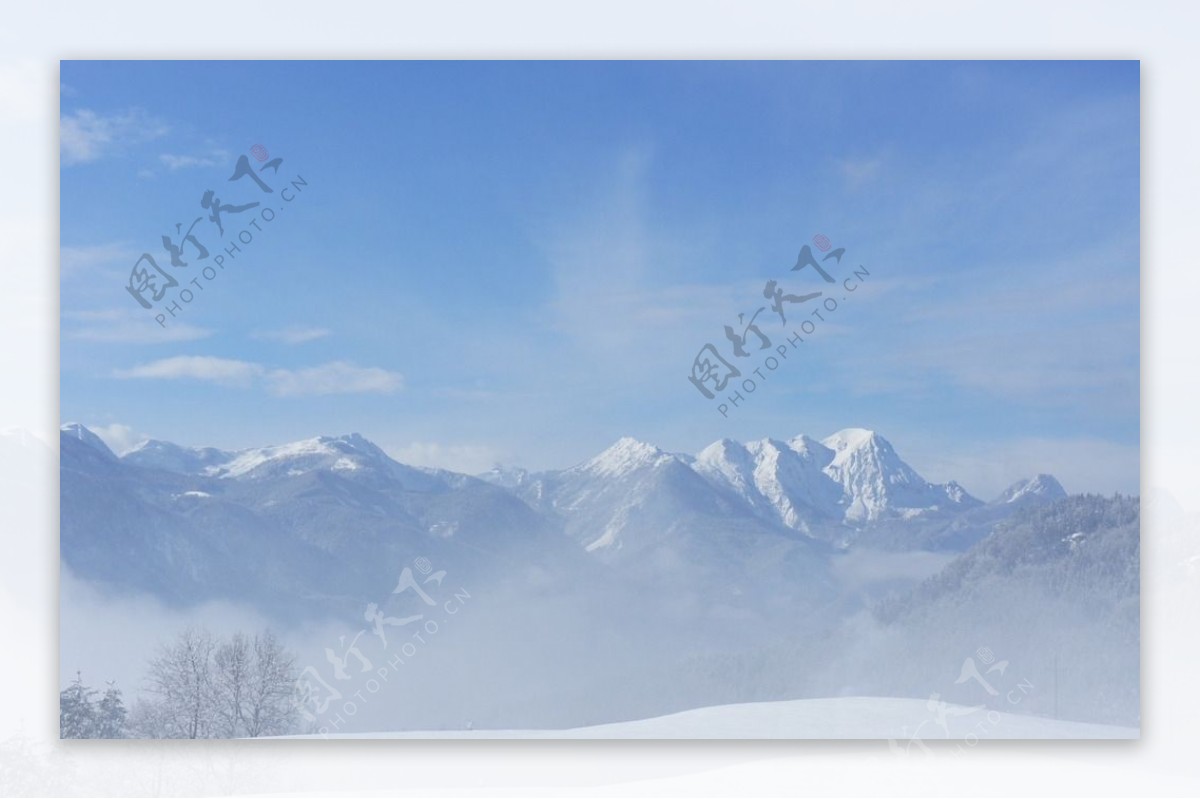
(385, 441), (504, 475)
(540, 147), (740, 372)
(112, 356), (403, 396)
(264, 361), (402, 396)
(60, 108), (169, 166)
(61, 242), (136, 278)
(158, 148), (230, 171)
(87, 422), (147, 456)
(114, 355), (262, 386)
(251, 326), (331, 345)
(837, 156), (883, 189)
(64, 309), (213, 343)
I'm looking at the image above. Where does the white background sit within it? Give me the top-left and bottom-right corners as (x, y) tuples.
(1, 1), (1196, 795)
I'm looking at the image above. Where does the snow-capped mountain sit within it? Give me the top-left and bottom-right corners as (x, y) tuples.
(534, 436), (715, 556)
(124, 432), (442, 488)
(820, 428), (979, 522)
(692, 436), (843, 535)
(61, 422), (117, 460)
(996, 473), (1068, 506)
(495, 428), (986, 551)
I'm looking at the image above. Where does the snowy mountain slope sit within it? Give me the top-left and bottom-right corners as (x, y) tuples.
(692, 437), (843, 537)
(856, 494), (1141, 726)
(869, 473), (1073, 551)
(532, 436), (744, 555)
(60, 425), (583, 616)
(494, 436), (840, 621)
(293, 696), (1137, 739)
(60, 422), (118, 460)
(878, 494), (1140, 623)
(121, 438), (232, 474)
(820, 428), (980, 523)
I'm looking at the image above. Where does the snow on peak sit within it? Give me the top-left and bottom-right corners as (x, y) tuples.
(821, 428), (911, 478)
(695, 438), (751, 469)
(998, 473), (1067, 504)
(816, 428), (981, 522)
(208, 432), (391, 479)
(694, 438), (757, 498)
(328, 432), (389, 460)
(943, 480), (973, 504)
(60, 423), (117, 459)
(821, 428), (882, 457)
(580, 437), (675, 477)
(787, 434), (834, 461)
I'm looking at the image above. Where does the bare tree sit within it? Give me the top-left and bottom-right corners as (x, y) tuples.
(144, 626), (216, 739)
(244, 631), (299, 737)
(213, 632), (252, 737)
(139, 626), (298, 738)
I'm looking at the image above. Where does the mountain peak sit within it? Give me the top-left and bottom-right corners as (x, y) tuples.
(122, 438), (231, 474)
(997, 474), (1067, 505)
(60, 423), (116, 460)
(785, 435), (835, 466)
(700, 437), (744, 453)
(321, 432), (390, 461)
(200, 432), (392, 480)
(821, 428), (882, 453)
(581, 437), (673, 477)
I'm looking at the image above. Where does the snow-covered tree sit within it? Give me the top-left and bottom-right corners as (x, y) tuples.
(243, 630), (299, 737)
(138, 626), (299, 738)
(144, 626), (217, 739)
(95, 681), (128, 738)
(213, 632), (251, 737)
(59, 671), (97, 738)
(212, 630), (298, 737)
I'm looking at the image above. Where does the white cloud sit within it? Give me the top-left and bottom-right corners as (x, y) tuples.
(158, 149), (229, 171)
(61, 242), (136, 277)
(64, 309), (213, 343)
(265, 361), (402, 396)
(252, 326), (331, 345)
(87, 423), (147, 456)
(837, 156), (883, 188)
(112, 356), (403, 396)
(60, 108), (168, 165)
(539, 146), (742, 373)
(385, 441), (503, 475)
(114, 355), (264, 386)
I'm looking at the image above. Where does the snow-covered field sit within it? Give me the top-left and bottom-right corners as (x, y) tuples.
(286, 696), (1138, 740)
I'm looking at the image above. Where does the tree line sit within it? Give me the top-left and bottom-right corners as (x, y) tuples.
(61, 626), (300, 739)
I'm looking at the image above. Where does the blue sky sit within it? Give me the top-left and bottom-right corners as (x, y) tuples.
(60, 61), (1139, 497)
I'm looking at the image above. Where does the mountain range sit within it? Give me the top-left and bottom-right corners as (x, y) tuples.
(61, 423), (1065, 612)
